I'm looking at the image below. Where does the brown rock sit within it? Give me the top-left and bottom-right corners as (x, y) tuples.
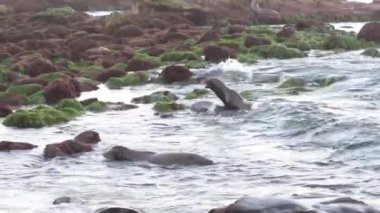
(128, 37), (154, 47)
(114, 25), (144, 37)
(25, 58), (56, 77)
(96, 68), (126, 83)
(196, 29), (219, 44)
(0, 105), (12, 117)
(358, 22), (380, 43)
(277, 26), (296, 38)
(74, 130), (101, 144)
(0, 141), (37, 151)
(44, 140), (93, 159)
(161, 65), (194, 84)
(44, 77), (81, 104)
(0, 92), (25, 107)
(126, 58), (159, 71)
(204, 45), (233, 63)
(244, 35), (271, 48)
(78, 79), (99, 92)
(229, 25), (245, 34)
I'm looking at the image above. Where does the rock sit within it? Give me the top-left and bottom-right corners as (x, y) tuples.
(153, 101), (184, 113)
(277, 26), (296, 38)
(6, 84), (43, 96)
(44, 140), (93, 159)
(361, 48), (380, 57)
(96, 207), (139, 213)
(315, 197), (380, 213)
(160, 51), (201, 62)
(114, 25), (144, 38)
(132, 91), (178, 104)
(196, 29), (220, 44)
(128, 37), (153, 47)
(66, 37), (97, 60)
(160, 32), (190, 43)
(296, 20), (329, 32)
(15, 78), (49, 87)
(44, 77), (81, 104)
(358, 22), (380, 43)
(185, 88), (209, 99)
(53, 197), (72, 205)
(25, 58), (56, 77)
(161, 65), (194, 83)
(97, 68), (126, 83)
(229, 25), (245, 34)
(0, 141), (37, 151)
(253, 44), (304, 59)
(0, 105), (12, 117)
(191, 101), (215, 113)
(145, 47), (165, 57)
(126, 58), (159, 71)
(74, 130), (101, 144)
(244, 35), (271, 48)
(77, 78), (99, 92)
(209, 197), (310, 213)
(204, 45), (233, 63)
(0, 92), (25, 107)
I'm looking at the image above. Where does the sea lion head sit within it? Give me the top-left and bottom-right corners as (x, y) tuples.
(103, 146), (132, 161)
(74, 130), (101, 144)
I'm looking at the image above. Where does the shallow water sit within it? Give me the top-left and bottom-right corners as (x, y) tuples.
(1, 48), (380, 212)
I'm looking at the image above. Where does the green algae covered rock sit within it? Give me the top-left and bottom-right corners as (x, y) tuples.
(153, 101), (184, 113)
(185, 89), (209, 99)
(3, 105), (69, 128)
(132, 91), (178, 104)
(85, 101), (107, 112)
(252, 44), (304, 59)
(104, 12), (130, 34)
(41, 6), (76, 16)
(278, 78), (306, 89)
(105, 72), (150, 89)
(56, 98), (84, 112)
(323, 32), (370, 50)
(23, 91), (46, 105)
(361, 48), (380, 57)
(6, 84), (43, 96)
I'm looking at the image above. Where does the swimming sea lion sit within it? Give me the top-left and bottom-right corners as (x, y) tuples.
(103, 146), (214, 166)
(74, 130), (101, 144)
(205, 78), (251, 110)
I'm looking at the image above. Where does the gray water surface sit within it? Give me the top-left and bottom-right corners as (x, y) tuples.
(0, 50), (380, 212)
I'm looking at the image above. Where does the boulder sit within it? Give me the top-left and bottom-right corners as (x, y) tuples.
(43, 140), (93, 159)
(97, 68), (126, 83)
(44, 77), (80, 104)
(74, 130), (101, 144)
(161, 65), (194, 83)
(114, 25), (144, 38)
(358, 22), (380, 43)
(244, 35), (271, 48)
(126, 58), (159, 71)
(0, 141), (37, 151)
(204, 45), (233, 63)
(25, 58), (56, 77)
(0, 105), (12, 117)
(196, 29), (220, 44)
(277, 26), (296, 38)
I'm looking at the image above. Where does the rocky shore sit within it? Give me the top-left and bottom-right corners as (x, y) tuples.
(1, 0), (380, 212)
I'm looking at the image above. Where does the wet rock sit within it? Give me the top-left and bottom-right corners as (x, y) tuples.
(361, 48), (380, 57)
(97, 68), (126, 83)
(315, 197), (380, 213)
(77, 78), (99, 92)
(358, 22), (380, 43)
(0, 105), (12, 117)
(53, 197), (72, 205)
(132, 91), (178, 104)
(44, 140), (93, 159)
(277, 26), (296, 38)
(126, 58), (159, 71)
(295, 20), (330, 32)
(191, 101), (215, 113)
(244, 35), (271, 48)
(74, 130), (101, 144)
(209, 197), (311, 213)
(204, 45), (233, 63)
(185, 88), (209, 99)
(197, 28), (220, 44)
(114, 25), (144, 38)
(66, 37), (97, 60)
(161, 65), (194, 84)
(229, 25), (245, 34)
(128, 37), (154, 48)
(25, 58), (56, 77)
(96, 207), (139, 213)
(80, 98), (98, 106)
(0, 141), (37, 151)
(105, 102), (138, 111)
(6, 84), (43, 96)
(0, 92), (25, 107)
(44, 77), (81, 104)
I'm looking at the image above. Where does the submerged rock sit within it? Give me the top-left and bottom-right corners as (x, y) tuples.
(361, 48), (380, 57)
(53, 197), (72, 205)
(0, 141), (37, 151)
(209, 197), (311, 213)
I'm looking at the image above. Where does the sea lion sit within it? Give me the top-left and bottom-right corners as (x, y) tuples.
(44, 140), (93, 159)
(0, 141), (37, 151)
(74, 130), (101, 144)
(205, 78), (251, 110)
(103, 146), (214, 166)
(314, 197), (380, 213)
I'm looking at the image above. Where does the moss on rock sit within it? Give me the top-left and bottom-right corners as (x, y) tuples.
(85, 101), (107, 112)
(23, 91), (46, 105)
(252, 44), (304, 59)
(6, 84), (43, 96)
(278, 78), (306, 89)
(132, 91), (178, 104)
(323, 32), (371, 50)
(56, 98), (84, 112)
(361, 48), (380, 57)
(3, 105), (70, 128)
(105, 72), (150, 89)
(185, 89), (209, 99)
